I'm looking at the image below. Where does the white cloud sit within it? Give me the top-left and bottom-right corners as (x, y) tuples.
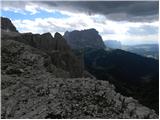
(103, 34), (158, 45)
(1, 1), (57, 15)
(101, 20), (158, 44)
(25, 3), (39, 15)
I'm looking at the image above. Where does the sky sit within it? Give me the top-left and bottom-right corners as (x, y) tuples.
(1, 1), (159, 45)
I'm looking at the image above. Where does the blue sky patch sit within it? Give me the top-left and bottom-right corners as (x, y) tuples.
(1, 10), (70, 20)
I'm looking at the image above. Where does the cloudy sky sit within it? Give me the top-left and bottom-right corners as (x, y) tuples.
(1, 1), (159, 45)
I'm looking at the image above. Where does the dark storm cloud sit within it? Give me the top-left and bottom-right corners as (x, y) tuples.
(1, 1), (158, 22)
(40, 1), (159, 22)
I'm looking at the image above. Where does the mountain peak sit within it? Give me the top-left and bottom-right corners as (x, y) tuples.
(1, 17), (18, 32)
(41, 32), (53, 40)
(42, 32), (52, 36)
(83, 28), (97, 32)
(54, 32), (63, 39)
(64, 28), (106, 49)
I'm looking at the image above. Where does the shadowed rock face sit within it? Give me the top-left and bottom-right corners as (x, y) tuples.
(1, 17), (84, 77)
(64, 28), (106, 49)
(14, 32), (83, 77)
(1, 17), (18, 32)
(9, 32), (71, 52)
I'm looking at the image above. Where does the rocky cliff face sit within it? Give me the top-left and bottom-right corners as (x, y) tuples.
(1, 17), (83, 77)
(10, 32), (71, 52)
(64, 29), (106, 49)
(1, 17), (18, 32)
(1, 17), (158, 119)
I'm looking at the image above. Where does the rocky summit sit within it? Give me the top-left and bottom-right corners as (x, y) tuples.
(1, 17), (18, 32)
(64, 28), (106, 49)
(1, 17), (158, 119)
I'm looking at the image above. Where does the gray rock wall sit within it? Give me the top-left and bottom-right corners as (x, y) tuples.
(64, 29), (106, 49)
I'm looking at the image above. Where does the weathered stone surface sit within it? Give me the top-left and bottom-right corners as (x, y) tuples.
(1, 39), (158, 119)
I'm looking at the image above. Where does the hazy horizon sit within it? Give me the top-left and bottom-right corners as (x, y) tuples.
(1, 1), (159, 45)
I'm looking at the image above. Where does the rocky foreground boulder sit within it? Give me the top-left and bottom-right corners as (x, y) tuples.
(1, 39), (158, 119)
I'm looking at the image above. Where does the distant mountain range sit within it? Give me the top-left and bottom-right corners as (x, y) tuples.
(104, 40), (122, 49)
(104, 40), (159, 59)
(121, 44), (159, 59)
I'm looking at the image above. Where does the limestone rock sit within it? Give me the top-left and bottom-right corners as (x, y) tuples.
(64, 28), (106, 49)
